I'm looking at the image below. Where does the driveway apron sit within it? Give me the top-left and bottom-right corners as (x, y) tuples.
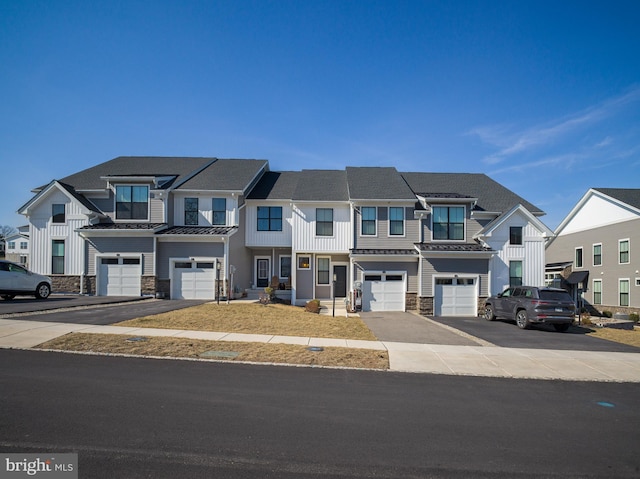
(359, 311), (481, 346)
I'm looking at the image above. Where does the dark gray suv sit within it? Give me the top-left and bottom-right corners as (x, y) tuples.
(484, 286), (576, 332)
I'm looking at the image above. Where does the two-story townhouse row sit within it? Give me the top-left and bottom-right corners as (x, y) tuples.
(18, 157), (267, 299)
(546, 188), (640, 315)
(18, 156), (552, 317)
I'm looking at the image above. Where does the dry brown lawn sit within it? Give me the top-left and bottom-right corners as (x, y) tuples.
(585, 326), (640, 348)
(36, 333), (389, 369)
(117, 302), (377, 340)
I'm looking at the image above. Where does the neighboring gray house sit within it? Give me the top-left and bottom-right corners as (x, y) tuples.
(18, 156), (551, 316)
(546, 188), (640, 315)
(4, 225), (30, 266)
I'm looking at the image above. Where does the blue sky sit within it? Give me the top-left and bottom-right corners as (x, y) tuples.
(1, 0), (639, 231)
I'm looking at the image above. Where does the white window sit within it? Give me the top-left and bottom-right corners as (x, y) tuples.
(593, 243), (602, 266)
(297, 255), (310, 269)
(575, 247), (583, 268)
(389, 207), (404, 236)
(432, 206), (464, 240)
(593, 279), (602, 305)
(115, 185), (149, 220)
(619, 239), (630, 264)
(619, 279), (630, 307)
(20, 242), (27, 250)
(280, 256), (291, 278)
(361, 207), (376, 235)
(184, 198), (198, 225)
(317, 257), (330, 285)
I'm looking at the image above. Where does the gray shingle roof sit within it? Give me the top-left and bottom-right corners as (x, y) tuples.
(401, 172), (543, 215)
(53, 156), (217, 191)
(292, 170), (349, 201)
(346, 167), (416, 201)
(593, 188), (640, 210)
(176, 159), (268, 191)
(57, 182), (103, 214)
(247, 171), (300, 200)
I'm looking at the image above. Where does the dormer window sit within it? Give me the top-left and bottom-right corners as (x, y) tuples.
(433, 206), (464, 240)
(116, 185), (149, 220)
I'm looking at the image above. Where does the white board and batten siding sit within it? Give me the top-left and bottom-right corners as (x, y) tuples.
(486, 216), (547, 295)
(292, 204), (351, 252)
(27, 189), (88, 276)
(172, 193), (238, 226)
(245, 203), (293, 247)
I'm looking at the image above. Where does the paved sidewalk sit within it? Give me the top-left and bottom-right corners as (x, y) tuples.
(1, 318), (639, 382)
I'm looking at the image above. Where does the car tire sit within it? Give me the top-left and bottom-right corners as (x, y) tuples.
(485, 305), (496, 321)
(1, 294), (15, 300)
(516, 310), (530, 329)
(553, 323), (570, 332)
(35, 283), (51, 299)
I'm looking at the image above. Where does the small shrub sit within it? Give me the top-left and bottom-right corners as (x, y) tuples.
(603, 311), (613, 318)
(629, 313), (639, 323)
(581, 316), (592, 326)
(305, 299), (321, 314)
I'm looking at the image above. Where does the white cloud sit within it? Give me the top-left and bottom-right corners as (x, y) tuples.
(470, 86), (640, 165)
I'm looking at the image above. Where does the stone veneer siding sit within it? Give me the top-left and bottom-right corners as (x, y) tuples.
(405, 292), (417, 311)
(418, 296), (434, 316)
(51, 275), (81, 294)
(51, 275), (157, 296)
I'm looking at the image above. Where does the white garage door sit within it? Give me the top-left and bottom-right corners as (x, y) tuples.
(363, 274), (405, 311)
(172, 261), (216, 300)
(98, 257), (141, 296)
(434, 278), (477, 316)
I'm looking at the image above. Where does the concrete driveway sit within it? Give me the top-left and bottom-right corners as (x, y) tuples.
(359, 311), (483, 346)
(0, 295), (209, 325)
(431, 315), (639, 352)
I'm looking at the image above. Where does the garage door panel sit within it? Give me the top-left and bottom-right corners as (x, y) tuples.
(435, 280), (477, 316)
(173, 262), (215, 300)
(98, 259), (141, 297)
(363, 274), (405, 312)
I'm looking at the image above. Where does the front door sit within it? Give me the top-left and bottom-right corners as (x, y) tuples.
(333, 265), (347, 297)
(256, 258), (270, 288)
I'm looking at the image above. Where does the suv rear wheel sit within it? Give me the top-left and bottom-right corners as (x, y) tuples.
(516, 310), (531, 329)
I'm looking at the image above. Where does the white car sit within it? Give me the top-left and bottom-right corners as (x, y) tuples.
(0, 260), (52, 300)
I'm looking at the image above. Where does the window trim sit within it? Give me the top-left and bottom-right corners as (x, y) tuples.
(52, 203), (66, 224)
(212, 198), (227, 226)
(388, 207), (405, 237)
(316, 257), (331, 285)
(315, 208), (334, 237)
(297, 255), (311, 270)
(509, 260), (523, 287)
(114, 184), (150, 221)
(184, 197), (199, 226)
(360, 206), (377, 236)
(432, 205), (466, 241)
(257, 206), (283, 232)
(619, 239), (630, 264)
(593, 243), (602, 267)
(509, 226), (523, 245)
(619, 278), (630, 307)
(51, 239), (65, 275)
(279, 255), (291, 279)
(575, 247), (583, 269)
(593, 279), (602, 305)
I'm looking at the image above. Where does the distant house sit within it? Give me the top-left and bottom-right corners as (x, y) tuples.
(546, 188), (640, 315)
(18, 156), (552, 316)
(4, 225), (29, 267)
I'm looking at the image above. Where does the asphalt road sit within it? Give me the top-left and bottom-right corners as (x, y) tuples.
(1, 349), (639, 478)
(432, 316), (640, 352)
(0, 299), (209, 324)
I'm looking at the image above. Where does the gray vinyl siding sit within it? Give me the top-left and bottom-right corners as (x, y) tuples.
(156, 242), (225, 279)
(420, 258), (489, 297)
(546, 218), (640, 308)
(86, 237), (155, 275)
(354, 260), (419, 292)
(420, 206), (486, 243)
(355, 206), (420, 249)
(85, 191), (164, 223)
(228, 207), (253, 292)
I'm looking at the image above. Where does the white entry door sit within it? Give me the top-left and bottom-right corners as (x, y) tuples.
(434, 277), (477, 316)
(172, 261), (216, 300)
(98, 257), (141, 296)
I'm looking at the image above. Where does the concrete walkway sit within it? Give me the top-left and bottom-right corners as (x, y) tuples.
(1, 318), (639, 382)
